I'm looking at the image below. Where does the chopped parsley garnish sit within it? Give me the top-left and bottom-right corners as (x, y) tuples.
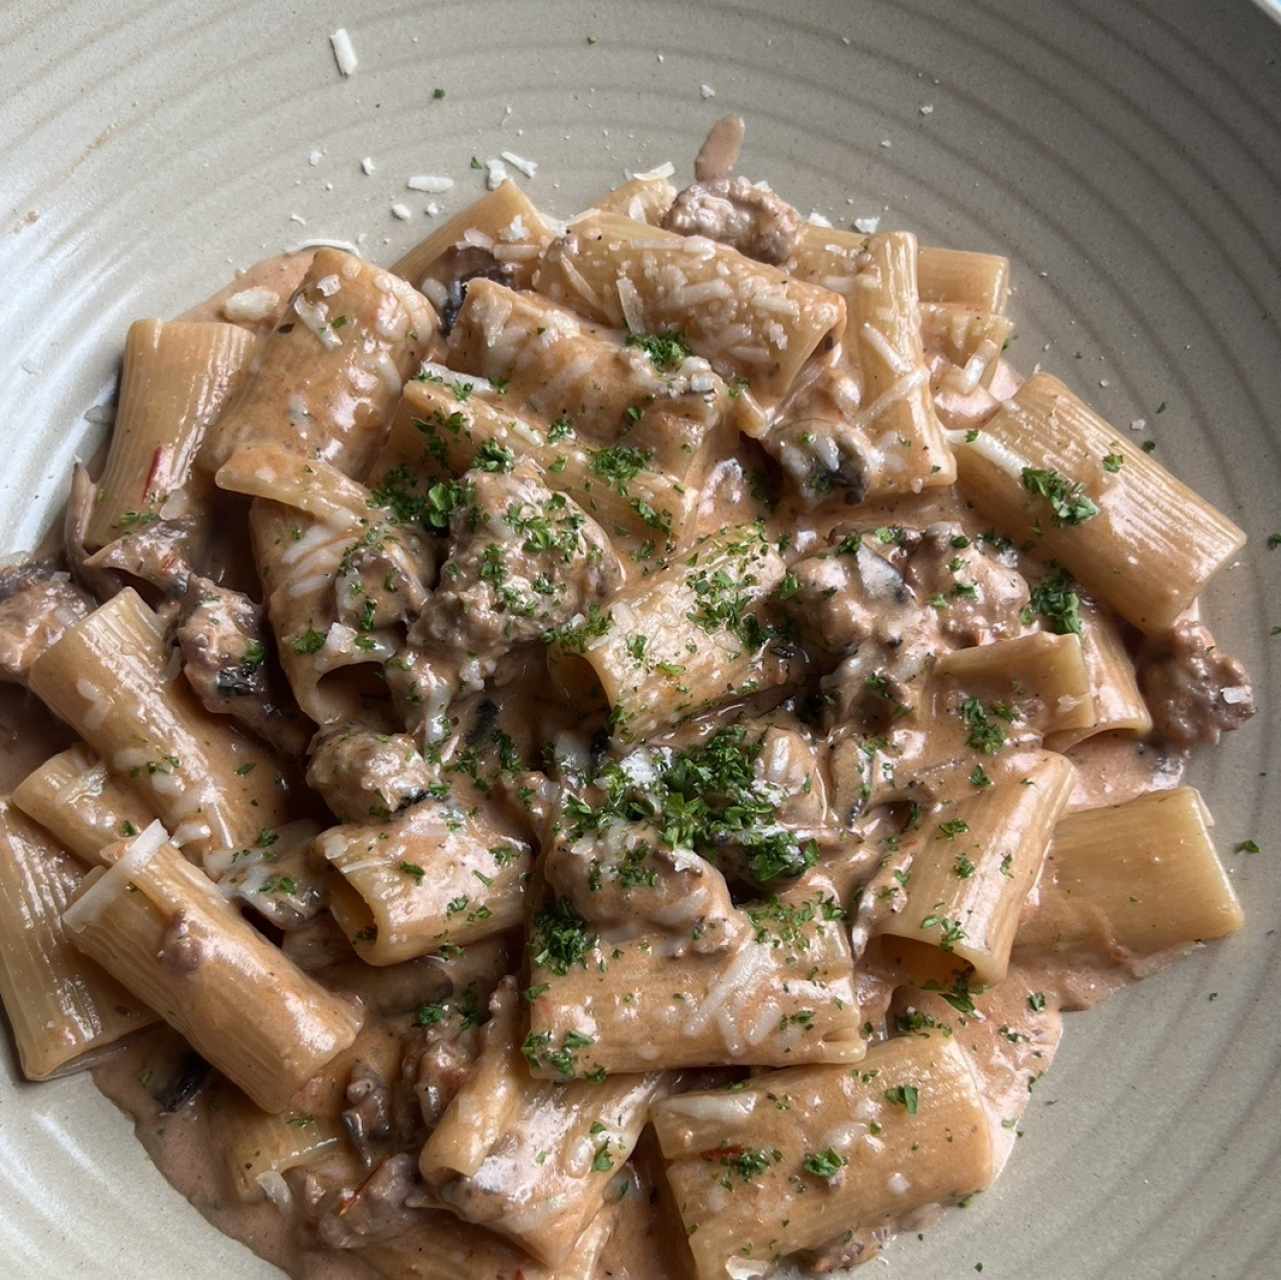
(546, 604), (612, 652)
(1234, 839), (1261, 854)
(720, 1148), (780, 1181)
(400, 861), (425, 882)
(547, 415), (575, 443)
(1021, 467), (1100, 526)
(292, 628), (326, 655)
(591, 445), (651, 495)
(474, 440), (516, 472)
(937, 820), (970, 840)
(1102, 452), (1124, 473)
(920, 913), (967, 951)
(1027, 992), (1047, 1013)
(624, 330), (692, 371)
(883, 1084), (920, 1114)
(802, 1149), (848, 1179)
(961, 697), (1010, 755)
(529, 897), (596, 974)
(1021, 566), (1083, 636)
(117, 510), (161, 530)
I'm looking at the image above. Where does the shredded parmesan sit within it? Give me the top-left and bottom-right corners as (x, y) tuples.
(222, 287), (280, 323)
(500, 150), (538, 179)
(407, 174), (454, 194)
(700, 83), (717, 99)
(632, 161), (675, 181)
(64, 820), (168, 931)
(484, 158), (508, 191)
(329, 28), (358, 77)
(853, 215), (881, 234)
(360, 156), (376, 175)
(390, 202), (413, 221)
(285, 237), (362, 256)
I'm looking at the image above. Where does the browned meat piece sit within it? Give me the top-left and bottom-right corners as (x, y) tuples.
(801, 1225), (883, 1272)
(782, 528), (951, 729)
(0, 563), (93, 683)
(781, 529), (919, 657)
(412, 464), (623, 664)
(316, 1153), (427, 1249)
(86, 519), (196, 595)
(401, 1018), (482, 1130)
(429, 246), (515, 336)
(904, 522), (1029, 646)
(342, 1061), (394, 1169)
(664, 174), (802, 265)
(306, 725), (435, 822)
(333, 526), (434, 633)
(176, 575), (308, 756)
(157, 912), (203, 975)
(545, 820), (744, 955)
(1139, 620), (1255, 746)
(694, 115), (746, 182)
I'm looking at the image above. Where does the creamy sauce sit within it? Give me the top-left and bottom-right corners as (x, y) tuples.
(0, 158), (1250, 1280)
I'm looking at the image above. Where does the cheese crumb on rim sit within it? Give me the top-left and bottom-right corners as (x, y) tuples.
(329, 28), (358, 77)
(407, 174), (454, 193)
(500, 150), (538, 179)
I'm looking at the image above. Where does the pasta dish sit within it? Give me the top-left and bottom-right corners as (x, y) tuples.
(0, 118), (1255, 1280)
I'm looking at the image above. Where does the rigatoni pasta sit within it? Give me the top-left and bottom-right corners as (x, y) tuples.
(12, 743), (156, 865)
(86, 319), (255, 549)
(653, 1033), (995, 1280)
(0, 799), (155, 1079)
(0, 115), (1259, 1280)
(199, 248), (438, 479)
(534, 211), (845, 431)
(952, 372), (1246, 631)
(64, 823), (363, 1112)
(25, 588), (288, 864)
(1018, 787), (1243, 958)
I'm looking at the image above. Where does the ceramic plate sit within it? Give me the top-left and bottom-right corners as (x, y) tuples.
(1, 2), (1278, 1277)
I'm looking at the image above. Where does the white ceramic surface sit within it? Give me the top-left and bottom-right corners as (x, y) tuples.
(1, 2), (1278, 1277)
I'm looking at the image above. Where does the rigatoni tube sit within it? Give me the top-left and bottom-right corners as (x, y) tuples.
(952, 373), (1245, 632)
(1018, 787), (1243, 958)
(391, 180), (553, 296)
(526, 876), (864, 1075)
(319, 802), (531, 965)
(534, 212), (844, 431)
(13, 744), (155, 866)
(917, 245), (1011, 313)
(86, 319), (255, 548)
(548, 523), (787, 742)
(420, 974), (663, 1267)
(198, 248), (437, 480)
(26, 589), (288, 864)
(446, 278), (733, 485)
(653, 1033), (995, 1280)
(786, 228), (955, 498)
(372, 377), (701, 547)
(0, 799), (155, 1080)
(874, 751), (1076, 986)
(64, 822), (363, 1112)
